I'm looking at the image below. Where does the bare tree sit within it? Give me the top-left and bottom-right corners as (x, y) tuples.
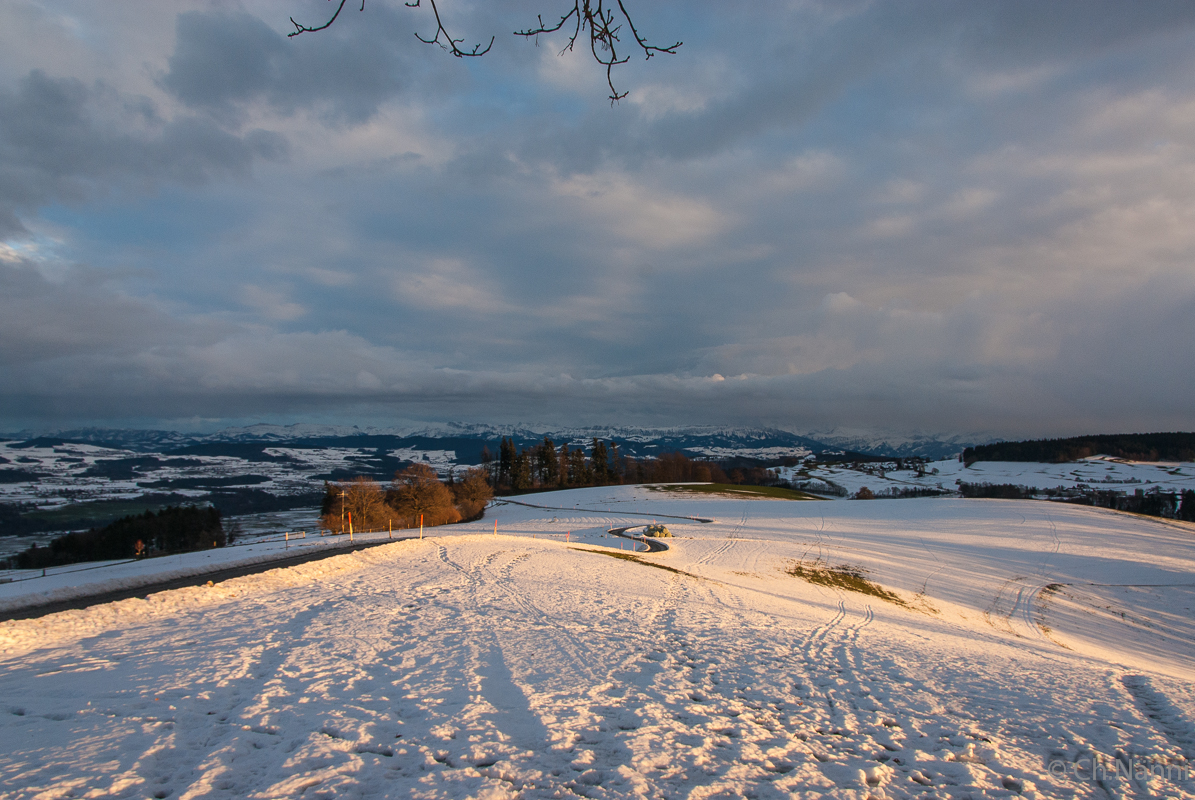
(321, 475), (390, 532)
(452, 467), (493, 520)
(389, 463), (461, 526)
(288, 0), (681, 102)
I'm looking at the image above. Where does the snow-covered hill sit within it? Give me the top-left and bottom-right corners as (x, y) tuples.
(2, 488), (1193, 799)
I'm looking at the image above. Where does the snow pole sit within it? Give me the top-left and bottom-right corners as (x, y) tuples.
(348, 512), (353, 542)
(389, 519), (392, 539)
(420, 514), (424, 540)
(494, 519), (498, 537)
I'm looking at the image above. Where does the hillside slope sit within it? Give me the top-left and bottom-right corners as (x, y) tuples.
(2, 489), (1193, 799)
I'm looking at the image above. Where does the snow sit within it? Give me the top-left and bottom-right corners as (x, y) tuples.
(0, 526), (377, 614)
(792, 456), (1195, 499)
(2, 486), (1194, 799)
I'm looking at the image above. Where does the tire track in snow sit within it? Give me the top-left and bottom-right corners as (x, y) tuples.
(485, 549), (600, 686)
(984, 575), (1059, 647)
(805, 600), (847, 664)
(727, 507), (750, 539)
(693, 538), (738, 572)
(817, 604), (873, 738)
(984, 576), (1028, 637)
(1122, 674), (1195, 763)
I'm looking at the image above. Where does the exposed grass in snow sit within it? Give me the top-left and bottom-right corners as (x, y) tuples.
(652, 483), (824, 500)
(784, 559), (909, 608)
(569, 546), (708, 581)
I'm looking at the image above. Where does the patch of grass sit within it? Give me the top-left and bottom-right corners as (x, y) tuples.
(569, 547), (708, 581)
(650, 483), (824, 501)
(1034, 583), (1071, 647)
(784, 560), (908, 607)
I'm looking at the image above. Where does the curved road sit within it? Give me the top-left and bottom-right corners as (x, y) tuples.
(608, 526), (671, 553)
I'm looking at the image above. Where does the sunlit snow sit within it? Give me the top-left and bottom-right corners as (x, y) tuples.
(2, 486), (1193, 798)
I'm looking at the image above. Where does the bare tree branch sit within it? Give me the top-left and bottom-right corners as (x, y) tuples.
(514, 1), (681, 102)
(289, 0), (363, 37)
(287, 1), (679, 100)
(290, 0), (492, 56)
(404, 0), (493, 57)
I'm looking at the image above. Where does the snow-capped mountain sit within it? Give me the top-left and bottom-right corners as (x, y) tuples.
(2, 423), (985, 460)
(804, 428), (994, 461)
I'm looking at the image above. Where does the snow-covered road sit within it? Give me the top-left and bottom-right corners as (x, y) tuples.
(2, 487), (1193, 798)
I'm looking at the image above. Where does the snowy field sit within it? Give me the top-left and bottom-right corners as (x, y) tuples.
(0, 440), (325, 509)
(797, 457), (1195, 499)
(2, 486), (1194, 799)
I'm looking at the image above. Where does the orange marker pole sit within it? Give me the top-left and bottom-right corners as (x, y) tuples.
(420, 514), (424, 540)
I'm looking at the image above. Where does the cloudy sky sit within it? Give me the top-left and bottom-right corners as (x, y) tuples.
(2, 0), (1194, 437)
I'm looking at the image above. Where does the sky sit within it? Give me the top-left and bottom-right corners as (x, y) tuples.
(1, 0), (1194, 438)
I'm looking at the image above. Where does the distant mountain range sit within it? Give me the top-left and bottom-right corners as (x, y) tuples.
(1, 423), (981, 461)
(804, 428), (994, 461)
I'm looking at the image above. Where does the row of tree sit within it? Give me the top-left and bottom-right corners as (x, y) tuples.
(958, 482), (1195, 522)
(483, 437), (737, 492)
(1075, 488), (1195, 520)
(962, 432), (1195, 464)
(319, 464), (492, 534)
(7, 505), (225, 570)
(322, 441), (824, 532)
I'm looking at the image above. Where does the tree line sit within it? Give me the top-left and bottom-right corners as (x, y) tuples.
(7, 505), (225, 570)
(482, 436), (738, 492)
(959, 482), (1195, 522)
(323, 440), (810, 533)
(320, 464), (492, 533)
(962, 432), (1195, 465)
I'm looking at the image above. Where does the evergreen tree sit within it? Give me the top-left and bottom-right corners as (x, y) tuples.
(320, 481), (338, 515)
(536, 436), (558, 486)
(12, 506), (224, 569)
(498, 437), (515, 488)
(591, 438), (609, 484)
(569, 447), (591, 486)
(511, 449), (533, 491)
(558, 442), (571, 487)
(1180, 490), (1195, 522)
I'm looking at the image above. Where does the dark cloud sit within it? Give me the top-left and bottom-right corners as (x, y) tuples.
(0, 69), (286, 237)
(2, 1), (1195, 437)
(162, 9), (425, 123)
(0, 258), (187, 366)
